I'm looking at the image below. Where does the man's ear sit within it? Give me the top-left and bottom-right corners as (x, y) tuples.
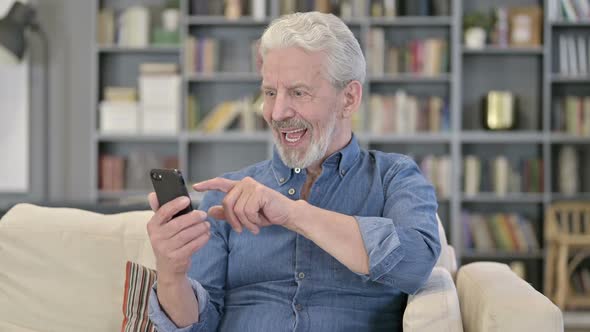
(340, 80), (362, 119)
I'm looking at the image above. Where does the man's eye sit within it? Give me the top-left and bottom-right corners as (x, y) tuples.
(264, 90), (275, 97)
(293, 90), (305, 97)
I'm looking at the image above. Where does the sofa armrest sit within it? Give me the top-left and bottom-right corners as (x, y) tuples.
(456, 262), (563, 332)
(403, 267), (463, 332)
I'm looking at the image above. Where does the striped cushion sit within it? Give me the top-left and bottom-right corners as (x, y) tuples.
(121, 261), (157, 332)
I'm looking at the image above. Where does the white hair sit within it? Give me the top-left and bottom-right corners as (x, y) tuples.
(259, 11), (366, 89)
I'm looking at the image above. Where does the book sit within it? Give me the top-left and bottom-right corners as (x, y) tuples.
(99, 155), (125, 191)
(139, 62), (178, 75)
(187, 94), (200, 131)
(493, 156), (509, 196)
(368, 28), (385, 75)
(251, 0), (266, 21)
(464, 156), (481, 196)
(561, 0), (578, 22)
(568, 35), (579, 75)
(560, 35), (569, 75)
(578, 35), (588, 75)
(104, 87), (137, 102)
(99, 101), (139, 134)
(97, 8), (115, 45)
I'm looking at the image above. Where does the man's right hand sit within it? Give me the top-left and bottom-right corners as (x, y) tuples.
(147, 193), (211, 284)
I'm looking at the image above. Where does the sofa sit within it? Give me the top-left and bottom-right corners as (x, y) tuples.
(0, 203), (563, 331)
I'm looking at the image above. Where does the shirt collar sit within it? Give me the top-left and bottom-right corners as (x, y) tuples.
(271, 133), (360, 185)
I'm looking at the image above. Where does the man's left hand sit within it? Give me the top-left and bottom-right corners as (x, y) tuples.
(193, 177), (299, 235)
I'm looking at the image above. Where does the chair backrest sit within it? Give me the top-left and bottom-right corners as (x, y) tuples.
(436, 214), (457, 277)
(545, 201), (590, 242)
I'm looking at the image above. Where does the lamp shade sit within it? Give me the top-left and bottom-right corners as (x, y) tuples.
(0, 2), (36, 62)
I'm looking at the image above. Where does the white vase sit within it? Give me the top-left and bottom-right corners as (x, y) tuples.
(464, 27), (486, 49)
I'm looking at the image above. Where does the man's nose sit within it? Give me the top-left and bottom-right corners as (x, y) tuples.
(271, 92), (295, 122)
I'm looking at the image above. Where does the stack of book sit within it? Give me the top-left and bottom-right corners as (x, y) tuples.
(198, 93), (266, 133)
(369, 92), (450, 134)
(185, 37), (220, 74)
(553, 95), (590, 135)
(417, 155), (452, 199)
(99, 152), (179, 192)
(191, 0), (266, 20)
(462, 212), (540, 253)
(279, 0), (366, 17)
(368, 29), (448, 76)
(369, 0), (451, 16)
(558, 34), (590, 77)
(463, 155), (543, 195)
(139, 63), (181, 134)
(99, 87), (139, 134)
(550, 0), (590, 22)
(97, 6), (150, 47)
(99, 155), (126, 191)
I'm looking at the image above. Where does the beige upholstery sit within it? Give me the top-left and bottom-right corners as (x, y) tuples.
(0, 204), (563, 332)
(435, 214), (457, 276)
(457, 262), (563, 332)
(403, 267), (463, 332)
(0, 204), (155, 332)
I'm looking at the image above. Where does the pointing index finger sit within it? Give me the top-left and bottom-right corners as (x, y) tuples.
(193, 177), (237, 193)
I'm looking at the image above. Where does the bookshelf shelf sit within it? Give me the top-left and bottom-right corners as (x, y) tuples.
(184, 131), (271, 143)
(461, 193), (545, 203)
(551, 21), (590, 27)
(462, 46), (544, 55)
(461, 131), (545, 143)
(549, 133), (590, 143)
(364, 132), (452, 143)
(551, 193), (590, 201)
(551, 75), (590, 83)
(184, 15), (272, 26)
(97, 45), (180, 53)
(368, 73), (451, 83)
(97, 190), (151, 200)
(462, 251), (544, 260)
(368, 16), (452, 26)
(95, 133), (179, 142)
(185, 72), (262, 82)
(563, 311), (590, 329)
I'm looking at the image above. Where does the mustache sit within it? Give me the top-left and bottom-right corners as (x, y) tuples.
(271, 118), (310, 130)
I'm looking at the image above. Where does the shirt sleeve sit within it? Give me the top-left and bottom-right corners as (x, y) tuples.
(147, 189), (231, 332)
(148, 278), (215, 332)
(354, 157), (441, 294)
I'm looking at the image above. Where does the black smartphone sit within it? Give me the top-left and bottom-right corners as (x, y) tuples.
(150, 168), (193, 219)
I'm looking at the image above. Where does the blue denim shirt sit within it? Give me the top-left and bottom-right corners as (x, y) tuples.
(148, 134), (441, 332)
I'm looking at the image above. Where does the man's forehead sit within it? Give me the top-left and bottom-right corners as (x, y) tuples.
(261, 49), (325, 86)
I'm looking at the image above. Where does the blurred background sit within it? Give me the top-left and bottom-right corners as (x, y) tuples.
(0, 0), (589, 329)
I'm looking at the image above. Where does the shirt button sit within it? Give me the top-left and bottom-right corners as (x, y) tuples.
(295, 303), (303, 311)
(294, 168), (301, 174)
(340, 169), (346, 176)
(279, 177), (285, 183)
(298, 272), (305, 279)
(288, 188), (296, 195)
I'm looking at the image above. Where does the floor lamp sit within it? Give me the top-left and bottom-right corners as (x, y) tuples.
(0, 1), (49, 200)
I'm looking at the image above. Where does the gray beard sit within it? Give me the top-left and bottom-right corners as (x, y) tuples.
(274, 115), (336, 169)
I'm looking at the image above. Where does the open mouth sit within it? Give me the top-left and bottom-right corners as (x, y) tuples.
(281, 128), (308, 144)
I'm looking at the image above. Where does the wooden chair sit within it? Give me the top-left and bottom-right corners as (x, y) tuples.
(544, 201), (590, 310)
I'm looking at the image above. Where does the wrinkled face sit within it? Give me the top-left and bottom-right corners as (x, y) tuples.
(261, 47), (345, 169)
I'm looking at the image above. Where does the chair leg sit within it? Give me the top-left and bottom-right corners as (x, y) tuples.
(555, 244), (569, 309)
(544, 243), (556, 301)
